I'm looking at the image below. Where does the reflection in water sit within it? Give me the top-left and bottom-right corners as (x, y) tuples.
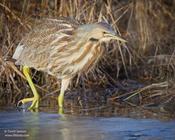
(0, 108), (175, 140)
(23, 111), (39, 140)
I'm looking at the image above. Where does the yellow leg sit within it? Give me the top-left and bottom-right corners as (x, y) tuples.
(18, 66), (40, 110)
(58, 91), (64, 108)
(58, 78), (71, 114)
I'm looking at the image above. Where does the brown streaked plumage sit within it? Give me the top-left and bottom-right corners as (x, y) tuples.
(13, 17), (126, 111)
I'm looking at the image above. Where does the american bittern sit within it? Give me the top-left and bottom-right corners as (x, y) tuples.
(13, 17), (126, 110)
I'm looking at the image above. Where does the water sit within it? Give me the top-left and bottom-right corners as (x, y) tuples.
(0, 108), (175, 140)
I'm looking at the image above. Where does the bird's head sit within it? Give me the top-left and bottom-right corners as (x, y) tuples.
(77, 22), (126, 43)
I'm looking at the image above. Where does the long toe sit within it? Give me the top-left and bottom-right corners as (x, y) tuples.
(17, 97), (40, 110)
(17, 97), (34, 109)
(28, 97), (40, 110)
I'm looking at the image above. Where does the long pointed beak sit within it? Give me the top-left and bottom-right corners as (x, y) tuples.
(113, 35), (127, 42)
(106, 33), (127, 42)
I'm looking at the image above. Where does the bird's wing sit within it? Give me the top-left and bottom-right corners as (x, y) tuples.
(14, 17), (79, 55)
(13, 17), (80, 70)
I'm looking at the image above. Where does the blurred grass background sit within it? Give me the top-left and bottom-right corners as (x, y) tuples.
(0, 0), (175, 110)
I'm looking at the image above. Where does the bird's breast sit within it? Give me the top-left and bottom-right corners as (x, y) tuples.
(49, 41), (104, 79)
(64, 42), (103, 74)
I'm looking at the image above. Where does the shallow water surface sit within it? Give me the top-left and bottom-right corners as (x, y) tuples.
(0, 108), (175, 140)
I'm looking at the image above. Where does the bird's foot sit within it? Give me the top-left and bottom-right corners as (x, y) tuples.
(58, 107), (64, 115)
(17, 96), (40, 110)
